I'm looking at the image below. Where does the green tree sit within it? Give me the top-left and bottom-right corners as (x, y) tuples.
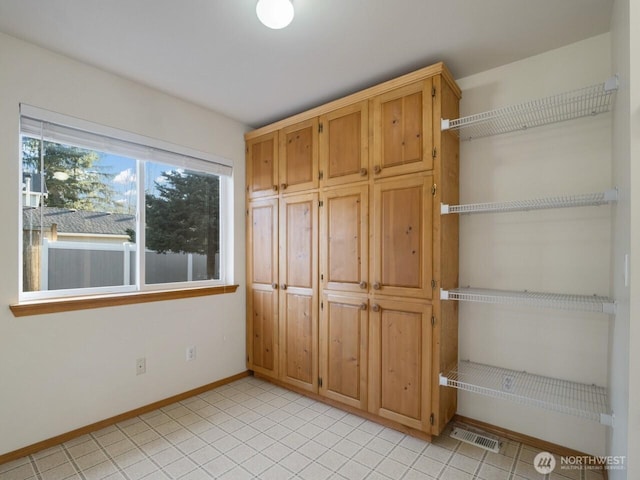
(22, 137), (115, 211)
(145, 170), (220, 279)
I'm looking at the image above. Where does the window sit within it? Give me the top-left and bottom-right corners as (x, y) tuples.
(19, 105), (232, 301)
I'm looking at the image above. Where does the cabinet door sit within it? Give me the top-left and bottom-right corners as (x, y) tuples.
(246, 132), (279, 199)
(319, 293), (368, 410)
(319, 101), (369, 187)
(372, 174), (433, 299)
(320, 185), (368, 293)
(247, 199), (279, 378)
(368, 299), (432, 431)
(372, 80), (433, 178)
(279, 193), (319, 392)
(279, 119), (319, 194)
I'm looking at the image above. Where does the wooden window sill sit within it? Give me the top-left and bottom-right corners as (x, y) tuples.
(9, 285), (239, 317)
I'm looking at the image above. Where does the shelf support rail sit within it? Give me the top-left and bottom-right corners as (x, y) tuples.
(441, 75), (619, 140)
(441, 189), (618, 215)
(440, 287), (616, 314)
(439, 361), (614, 426)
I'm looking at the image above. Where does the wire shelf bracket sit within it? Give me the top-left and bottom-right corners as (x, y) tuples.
(440, 287), (616, 314)
(441, 189), (617, 215)
(439, 361), (613, 426)
(441, 76), (619, 140)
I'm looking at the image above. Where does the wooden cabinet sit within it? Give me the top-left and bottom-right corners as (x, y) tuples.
(371, 173), (434, 300)
(320, 185), (369, 294)
(368, 298), (432, 431)
(246, 198), (279, 378)
(319, 101), (369, 187)
(246, 132), (279, 199)
(278, 193), (319, 392)
(372, 80), (434, 178)
(246, 62), (460, 438)
(319, 293), (368, 410)
(245, 119), (319, 198)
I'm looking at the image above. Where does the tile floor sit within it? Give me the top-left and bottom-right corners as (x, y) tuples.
(0, 376), (605, 480)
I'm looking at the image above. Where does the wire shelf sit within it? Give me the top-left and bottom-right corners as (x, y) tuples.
(441, 189), (617, 215)
(440, 287), (615, 314)
(440, 361), (612, 425)
(441, 76), (618, 140)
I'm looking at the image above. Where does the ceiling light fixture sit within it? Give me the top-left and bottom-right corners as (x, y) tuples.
(256, 0), (294, 29)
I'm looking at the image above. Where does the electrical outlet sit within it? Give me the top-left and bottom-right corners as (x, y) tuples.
(136, 357), (146, 375)
(502, 374), (514, 392)
(186, 346), (196, 361)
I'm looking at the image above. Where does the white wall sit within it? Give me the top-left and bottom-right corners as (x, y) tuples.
(455, 34), (613, 455)
(0, 32), (248, 455)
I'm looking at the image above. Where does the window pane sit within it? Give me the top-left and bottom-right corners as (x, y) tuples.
(144, 162), (221, 284)
(21, 136), (137, 293)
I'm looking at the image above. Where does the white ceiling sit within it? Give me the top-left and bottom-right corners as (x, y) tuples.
(0, 0), (612, 128)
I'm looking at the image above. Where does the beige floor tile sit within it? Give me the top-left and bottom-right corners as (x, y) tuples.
(0, 377), (608, 480)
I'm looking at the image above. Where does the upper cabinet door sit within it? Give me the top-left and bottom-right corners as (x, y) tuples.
(246, 132), (279, 199)
(372, 174), (434, 299)
(320, 185), (369, 293)
(319, 101), (369, 187)
(372, 79), (434, 178)
(279, 118), (319, 194)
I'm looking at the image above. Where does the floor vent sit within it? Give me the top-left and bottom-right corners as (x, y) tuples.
(450, 427), (501, 453)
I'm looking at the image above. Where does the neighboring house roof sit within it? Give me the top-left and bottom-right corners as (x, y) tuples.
(23, 207), (135, 236)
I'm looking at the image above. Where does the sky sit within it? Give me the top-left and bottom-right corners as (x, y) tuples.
(21, 135), (186, 214)
(100, 153), (171, 214)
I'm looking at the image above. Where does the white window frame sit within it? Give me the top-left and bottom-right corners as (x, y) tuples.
(19, 104), (233, 302)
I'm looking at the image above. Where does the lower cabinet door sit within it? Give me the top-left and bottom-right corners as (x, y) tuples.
(246, 198), (279, 379)
(368, 298), (432, 431)
(248, 286), (279, 379)
(280, 289), (317, 392)
(319, 293), (368, 410)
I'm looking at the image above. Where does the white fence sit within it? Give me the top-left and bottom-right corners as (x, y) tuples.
(40, 238), (215, 290)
